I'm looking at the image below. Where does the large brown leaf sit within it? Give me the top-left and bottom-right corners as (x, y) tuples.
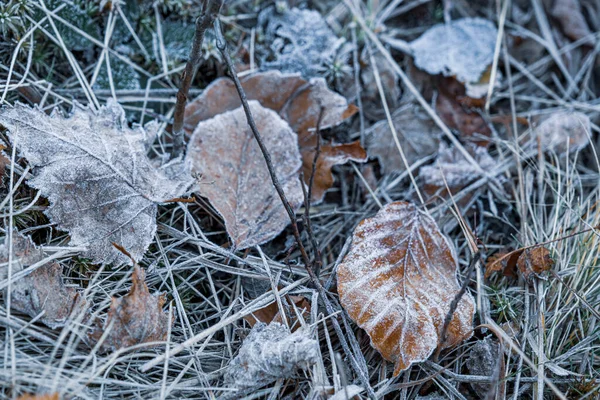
(184, 71), (361, 202)
(186, 101), (304, 249)
(1, 232), (87, 329)
(337, 202), (475, 375)
(88, 264), (172, 352)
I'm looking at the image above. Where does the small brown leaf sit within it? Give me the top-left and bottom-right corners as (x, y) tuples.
(16, 394), (59, 400)
(436, 91), (491, 146)
(337, 202), (475, 375)
(89, 264), (172, 352)
(186, 101), (304, 249)
(365, 104), (441, 174)
(244, 295), (311, 331)
(1, 232), (87, 329)
(517, 247), (554, 283)
(184, 71), (361, 203)
(485, 250), (522, 278)
(551, 0), (594, 45)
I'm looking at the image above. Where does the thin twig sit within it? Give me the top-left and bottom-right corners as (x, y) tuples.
(170, 0), (223, 159)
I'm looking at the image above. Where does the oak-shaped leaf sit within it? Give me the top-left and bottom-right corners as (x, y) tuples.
(534, 111), (591, 154)
(184, 70), (361, 202)
(365, 104), (441, 174)
(224, 322), (318, 388)
(410, 18), (497, 83)
(0, 100), (193, 265)
(88, 264), (172, 352)
(0, 232), (87, 329)
(186, 101), (304, 249)
(337, 202), (475, 375)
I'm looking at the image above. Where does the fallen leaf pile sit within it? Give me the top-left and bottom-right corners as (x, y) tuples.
(0, 100), (193, 265)
(337, 201), (475, 375)
(88, 264), (172, 352)
(224, 322), (318, 388)
(0, 232), (87, 329)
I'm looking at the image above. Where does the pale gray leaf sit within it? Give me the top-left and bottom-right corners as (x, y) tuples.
(0, 100), (193, 265)
(534, 111), (591, 154)
(410, 18), (497, 83)
(225, 322), (318, 388)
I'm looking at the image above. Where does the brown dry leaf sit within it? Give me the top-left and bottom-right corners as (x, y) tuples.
(365, 104), (442, 174)
(534, 111), (591, 154)
(551, 0), (594, 45)
(186, 101), (304, 249)
(305, 141), (367, 200)
(436, 91), (491, 146)
(89, 264), (172, 352)
(0, 232), (87, 329)
(16, 394), (59, 400)
(184, 70), (361, 202)
(485, 250), (523, 278)
(337, 201), (475, 375)
(517, 247), (554, 283)
(244, 295), (311, 331)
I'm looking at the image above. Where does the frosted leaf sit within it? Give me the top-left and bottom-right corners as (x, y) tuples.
(0, 232), (87, 329)
(337, 202), (475, 375)
(365, 104), (441, 174)
(88, 264), (172, 352)
(466, 336), (500, 396)
(419, 143), (495, 190)
(184, 71), (360, 204)
(410, 18), (498, 83)
(551, 0), (594, 45)
(0, 100), (193, 265)
(186, 101), (304, 249)
(258, 7), (344, 78)
(534, 111), (591, 154)
(224, 322), (318, 388)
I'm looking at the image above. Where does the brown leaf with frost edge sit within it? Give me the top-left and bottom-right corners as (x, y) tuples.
(184, 70), (361, 203)
(186, 101), (304, 249)
(1, 231), (88, 330)
(89, 264), (172, 352)
(337, 202), (475, 375)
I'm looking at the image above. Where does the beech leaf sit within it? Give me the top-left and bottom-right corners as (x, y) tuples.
(1, 232), (87, 329)
(186, 101), (304, 249)
(365, 104), (441, 174)
(0, 100), (193, 265)
(337, 202), (475, 375)
(224, 322), (318, 388)
(410, 18), (497, 83)
(88, 264), (172, 352)
(184, 71), (361, 203)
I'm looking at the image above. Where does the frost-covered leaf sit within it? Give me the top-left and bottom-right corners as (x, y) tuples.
(225, 322), (318, 388)
(517, 247), (554, 283)
(360, 51), (400, 120)
(466, 336), (500, 396)
(337, 202), (475, 375)
(88, 264), (172, 352)
(184, 71), (361, 203)
(0, 232), (87, 329)
(365, 104), (441, 174)
(0, 100), (193, 265)
(410, 18), (497, 83)
(257, 7), (343, 78)
(551, 0), (594, 45)
(186, 101), (304, 249)
(534, 111), (591, 154)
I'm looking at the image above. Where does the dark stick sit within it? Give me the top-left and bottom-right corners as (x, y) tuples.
(171, 0), (223, 159)
(213, 19), (376, 398)
(305, 106), (324, 275)
(434, 251), (481, 361)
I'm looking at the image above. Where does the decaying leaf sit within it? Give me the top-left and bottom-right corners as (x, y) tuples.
(435, 91), (492, 146)
(257, 6), (343, 78)
(0, 100), (193, 265)
(360, 51), (400, 120)
(244, 295), (311, 331)
(337, 202), (475, 375)
(0, 232), (87, 329)
(88, 264), (172, 352)
(365, 104), (441, 174)
(410, 18), (498, 83)
(16, 393), (59, 400)
(184, 70), (361, 203)
(466, 336), (500, 396)
(534, 111), (591, 154)
(186, 101), (304, 249)
(420, 143), (496, 196)
(224, 322), (318, 388)
(485, 250), (522, 278)
(551, 0), (594, 45)
(517, 247), (554, 283)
